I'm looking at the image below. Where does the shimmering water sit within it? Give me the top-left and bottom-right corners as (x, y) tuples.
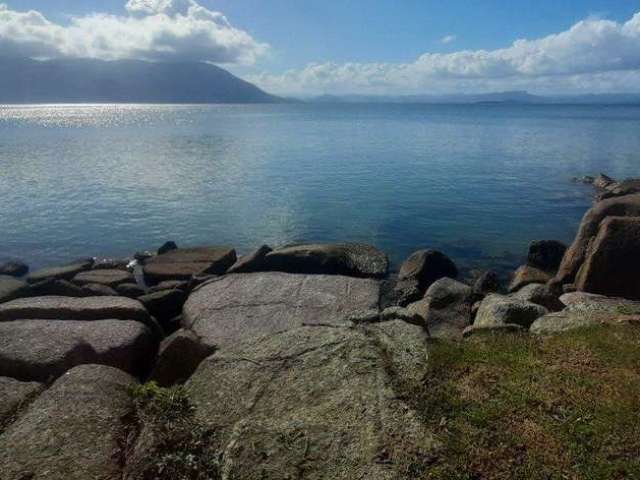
(1, 103), (639, 271)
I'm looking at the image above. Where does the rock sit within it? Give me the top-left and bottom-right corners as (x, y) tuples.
(390, 278), (423, 307)
(80, 283), (118, 297)
(27, 258), (94, 284)
(72, 269), (134, 287)
(0, 276), (28, 304)
(511, 283), (564, 312)
(398, 249), (458, 291)
(598, 178), (640, 200)
(593, 173), (616, 189)
(183, 272), (380, 347)
(134, 250), (154, 261)
(473, 270), (501, 295)
(0, 365), (136, 480)
(0, 377), (43, 431)
(92, 258), (129, 270)
(0, 261), (28, 278)
(115, 282), (146, 298)
(379, 306), (423, 325)
(527, 240), (567, 272)
(143, 246), (236, 283)
(0, 319), (156, 382)
(0, 295), (151, 325)
(561, 292), (640, 315)
(27, 279), (87, 297)
(184, 322), (435, 479)
(530, 312), (598, 335)
(406, 278), (474, 339)
(553, 193), (640, 287)
(147, 280), (189, 293)
(227, 244), (273, 273)
(574, 216), (640, 300)
(508, 265), (552, 292)
(149, 329), (216, 387)
(462, 324), (525, 338)
(264, 243), (388, 278)
(474, 294), (548, 329)
(559, 291), (614, 307)
(138, 289), (187, 331)
(157, 240), (178, 255)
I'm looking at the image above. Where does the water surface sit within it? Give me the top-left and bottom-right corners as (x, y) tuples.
(1, 103), (639, 271)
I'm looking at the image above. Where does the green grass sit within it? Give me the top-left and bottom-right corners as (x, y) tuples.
(126, 382), (221, 480)
(407, 325), (640, 480)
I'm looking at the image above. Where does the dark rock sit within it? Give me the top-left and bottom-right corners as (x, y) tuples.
(227, 244), (273, 273)
(183, 272), (380, 348)
(552, 193), (640, 287)
(134, 250), (154, 261)
(463, 323), (525, 338)
(398, 249), (458, 291)
(115, 282), (146, 298)
(0, 261), (28, 278)
(474, 294), (548, 328)
(149, 329), (216, 387)
(264, 243), (388, 278)
(598, 178), (640, 200)
(26, 258), (94, 284)
(473, 270), (501, 295)
(527, 240), (567, 272)
(593, 173), (616, 189)
(379, 306), (423, 325)
(138, 289), (187, 331)
(0, 319), (156, 381)
(0, 377), (43, 431)
(0, 276), (28, 304)
(0, 295), (151, 325)
(509, 265), (552, 292)
(26, 279), (87, 297)
(143, 246), (236, 283)
(157, 241), (178, 255)
(184, 322), (432, 479)
(148, 280), (189, 293)
(0, 365), (136, 480)
(72, 268), (134, 287)
(92, 257), (129, 270)
(80, 283), (118, 297)
(391, 278), (423, 307)
(511, 283), (564, 312)
(575, 216), (640, 300)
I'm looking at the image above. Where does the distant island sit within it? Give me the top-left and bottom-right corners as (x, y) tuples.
(0, 57), (284, 104)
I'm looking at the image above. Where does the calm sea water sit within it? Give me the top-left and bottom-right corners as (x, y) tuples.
(1, 103), (639, 272)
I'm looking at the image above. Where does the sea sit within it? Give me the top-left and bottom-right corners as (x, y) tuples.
(1, 103), (639, 272)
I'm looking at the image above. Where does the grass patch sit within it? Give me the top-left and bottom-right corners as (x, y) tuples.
(126, 382), (221, 480)
(407, 325), (640, 480)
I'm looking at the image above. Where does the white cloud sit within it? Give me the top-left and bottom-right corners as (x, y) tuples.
(440, 34), (457, 44)
(0, 1), (267, 64)
(249, 12), (640, 95)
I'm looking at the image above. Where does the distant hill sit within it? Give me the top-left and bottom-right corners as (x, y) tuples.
(309, 91), (640, 105)
(0, 57), (284, 104)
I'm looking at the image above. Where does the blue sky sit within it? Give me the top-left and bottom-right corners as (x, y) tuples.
(2, 0), (640, 95)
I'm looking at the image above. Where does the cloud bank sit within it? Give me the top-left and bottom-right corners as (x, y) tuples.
(249, 13), (640, 95)
(0, 0), (267, 64)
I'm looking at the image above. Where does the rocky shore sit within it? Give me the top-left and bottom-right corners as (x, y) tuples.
(1, 175), (639, 479)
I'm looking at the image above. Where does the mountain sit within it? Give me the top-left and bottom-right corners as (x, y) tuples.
(309, 91), (640, 105)
(0, 57), (284, 104)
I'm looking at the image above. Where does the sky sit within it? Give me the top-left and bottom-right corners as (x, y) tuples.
(2, 0), (640, 96)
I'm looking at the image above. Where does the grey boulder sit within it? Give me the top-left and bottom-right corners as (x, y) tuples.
(27, 259), (94, 284)
(398, 249), (457, 290)
(474, 294), (548, 328)
(0, 377), (43, 431)
(72, 269), (134, 287)
(143, 246), (236, 283)
(0, 276), (28, 304)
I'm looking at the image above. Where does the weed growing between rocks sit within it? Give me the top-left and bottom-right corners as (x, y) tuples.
(407, 325), (640, 479)
(125, 382), (221, 480)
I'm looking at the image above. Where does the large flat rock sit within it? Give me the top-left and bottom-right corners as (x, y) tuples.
(182, 272), (380, 347)
(183, 321), (435, 479)
(0, 364), (135, 480)
(27, 259), (94, 284)
(0, 276), (27, 304)
(264, 243), (388, 278)
(0, 295), (150, 324)
(0, 377), (43, 431)
(143, 246), (236, 283)
(0, 319), (156, 381)
(72, 269), (134, 287)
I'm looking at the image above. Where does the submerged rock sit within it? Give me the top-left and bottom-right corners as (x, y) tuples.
(264, 243), (388, 278)
(183, 272), (380, 347)
(0, 319), (156, 381)
(0, 365), (136, 480)
(574, 216), (640, 300)
(143, 246), (236, 283)
(527, 240), (566, 272)
(0, 261), (28, 278)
